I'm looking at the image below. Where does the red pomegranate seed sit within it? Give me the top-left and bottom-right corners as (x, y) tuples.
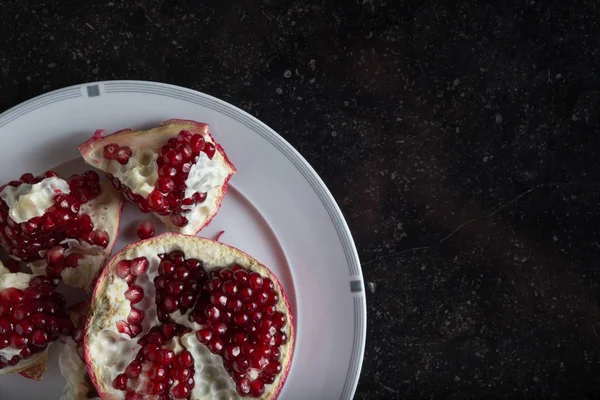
(196, 328), (212, 343)
(90, 229), (109, 248)
(208, 337), (224, 353)
(237, 377), (251, 395)
(130, 257), (149, 276)
(1, 288), (24, 303)
(177, 350), (194, 367)
(169, 214), (188, 227)
(159, 261), (175, 275)
(155, 177), (175, 194)
(249, 272), (264, 290)
(125, 286), (144, 304)
(203, 142), (216, 159)
(19, 173), (34, 183)
(249, 379), (265, 397)
(113, 373), (128, 390)
(172, 383), (190, 399)
(162, 296), (179, 313)
(125, 362), (142, 378)
(104, 144), (120, 160)
(116, 321), (132, 336)
(223, 344), (241, 360)
(116, 146), (133, 165)
(127, 308), (144, 324)
(147, 190), (165, 211)
(116, 260), (131, 279)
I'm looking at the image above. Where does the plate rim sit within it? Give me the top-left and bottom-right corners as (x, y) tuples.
(0, 80), (367, 399)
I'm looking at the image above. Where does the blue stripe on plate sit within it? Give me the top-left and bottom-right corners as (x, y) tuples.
(0, 88), (82, 129)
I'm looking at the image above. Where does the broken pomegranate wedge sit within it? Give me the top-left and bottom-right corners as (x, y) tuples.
(85, 234), (294, 399)
(78, 119), (237, 235)
(0, 170), (124, 290)
(0, 261), (73, 380)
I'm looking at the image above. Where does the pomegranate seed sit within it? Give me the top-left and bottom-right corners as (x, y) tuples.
(116, 260), (131, 278)
(207, 277), (222, 291)
(158, 165), (177, 178)
(19, 173), (34, 183)
(130, 257), (149, 275)
(15, 321), (32, 335)
(272, 311), (287, 328)
(155, 177), (174, 194)
(264, 360), (282, 375)
(250, 379), (265, 397)
(159, 261), (175, 275)
(127, 308), (144, 324)
(229, 299), (243, 311)
(104, 144), (120, 160)
(236, 378), (251, 395)
(172, 383), (190, 398)
(223, 344), (241, 360)
(113, 373), (128, 390)
(90, 229), (109, 248)
(208, 337), (224, 353)
(194, 192), (207, 204)
(150, 382), (167, 395)
(170, 214), (188, 227)
(177, 350), (194, 367)
(189, 134), (205, 152)
(149, 365), (168, 380)
(162, 296), (179, 313)
(239, 286), (253, 301)
(196, 328), (212, 343)
(203, 142), (216, 159)
(1, 288), (24, 304)
(159, 349), (175, 365)
(116, 321), (132, 336)
(116, 146), (133, 165)
(0, 320), (12, 334)
(125, 361), (142, 378)
(125, 286), (144, 304)
(167, 281), (184, 295)
(161, 323), (177, 340)
(125, 392), (143, 400)
(164, 150), (183, 166)
(147, 190), (165, 211)
(10, 333), (28, 348)
(249, 272), (264, 290)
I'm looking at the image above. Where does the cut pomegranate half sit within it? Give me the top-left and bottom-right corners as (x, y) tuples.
(0, 261), (73, 380)
(0, 171), (124, 290)
(78, 119), (237, 235)
(59, 301), (99, 399)
(84, 234), (294, 399)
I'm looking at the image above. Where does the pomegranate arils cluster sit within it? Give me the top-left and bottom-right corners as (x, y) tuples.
(113, 324), (195, 399)
(0, 170), (109, 265)
(106, 130), (214, 228)
(103, 144), (132, 165)
(191, 266), (288, 397)
(0, 276), (73, 369)
(155, 251), (207, 321)
(115, 257), (150, 337)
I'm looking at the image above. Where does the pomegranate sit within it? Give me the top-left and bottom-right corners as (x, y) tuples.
(60, 301), (99, 399)
(78, 119), (237, 235)
(0, 261), (73, 380)
(84, 234), (294, 399)
(0, 171), (124, 290)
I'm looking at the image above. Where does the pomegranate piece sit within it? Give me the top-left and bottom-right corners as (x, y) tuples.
(78, 120), (237, 235)
(85, 234), (294, 399)
(0, 263), (73, 380)
(0, 171), (124, 290)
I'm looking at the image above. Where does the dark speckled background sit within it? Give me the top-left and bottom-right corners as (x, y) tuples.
(2, 0), (600, 399)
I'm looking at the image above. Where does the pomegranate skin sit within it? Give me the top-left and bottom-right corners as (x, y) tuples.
(84, 233), (295, 400)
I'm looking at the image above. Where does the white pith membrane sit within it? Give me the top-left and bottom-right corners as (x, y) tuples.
(79, 121), (236, 235)
(7, 179), (124, 290)
(85, 234), (294, 400)
(0, 262), (48, 379)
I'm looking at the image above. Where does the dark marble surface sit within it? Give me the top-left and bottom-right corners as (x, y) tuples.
(2, 0), (600, 398)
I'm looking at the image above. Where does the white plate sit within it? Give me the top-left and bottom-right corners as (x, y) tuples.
(0, 81), (366, 400)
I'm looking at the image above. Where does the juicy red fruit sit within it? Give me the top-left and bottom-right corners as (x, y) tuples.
(136, 220), (155, 240)
(106, 130), (214, 227)
(0, 171), (109, 279)
(0, 275), (72, 370)
(111, 250), (289, 398)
